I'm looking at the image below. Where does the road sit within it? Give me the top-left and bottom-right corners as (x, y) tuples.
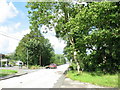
(0, 64), (69, 89)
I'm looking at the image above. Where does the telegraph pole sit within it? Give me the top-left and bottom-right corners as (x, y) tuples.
(27, 49), (28, 69)
(0, 55), (2, 67)
(60, 55), (61, 63)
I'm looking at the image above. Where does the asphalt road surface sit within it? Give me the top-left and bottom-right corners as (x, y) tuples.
(0, 64), (69, 89)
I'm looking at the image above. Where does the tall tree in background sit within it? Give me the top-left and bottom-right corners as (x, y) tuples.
(15, 30), (54, 66)
(52, 54), (66, 65)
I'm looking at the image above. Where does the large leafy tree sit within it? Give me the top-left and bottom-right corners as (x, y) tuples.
(26, 1), (120, 73)
(65, 2), (120, 73)
(26, 1), (84, 72)
(76, 2), (120, 73)
(15, 30), (54, 66)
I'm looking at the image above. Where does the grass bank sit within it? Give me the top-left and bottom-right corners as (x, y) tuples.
(0, 69), (17, 77)
(67, 71), (118, 88)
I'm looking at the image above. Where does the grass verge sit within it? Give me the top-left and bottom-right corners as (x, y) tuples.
(67, 71), (118, 88)
(0, 69), (18, 77)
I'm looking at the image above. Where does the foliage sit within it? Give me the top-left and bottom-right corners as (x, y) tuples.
(51, 54), (66, 65)
(15, 30), (54, 66)
(64, 2), (120, 73)
(5, 53), (17, 60)
(67, 71), (118, 88)
(9, 60), (16, 66)
(26, 2), (120, 73)
(26, 1), (84, 72)
(28, 65), (40, 69)
(74, 2), (120, 73)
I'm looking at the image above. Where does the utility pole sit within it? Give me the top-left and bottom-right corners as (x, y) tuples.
(27, 49), (28, 69)
(39, 54), (41, 66)
(60, 55), (61, 63)
(0, 55), (2, 67)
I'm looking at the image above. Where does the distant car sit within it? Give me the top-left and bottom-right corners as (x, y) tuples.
(45, 64), (57, 69)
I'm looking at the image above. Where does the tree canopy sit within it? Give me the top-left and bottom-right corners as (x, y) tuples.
(15, 30), (54, 66)
(26, 1), (120, 73)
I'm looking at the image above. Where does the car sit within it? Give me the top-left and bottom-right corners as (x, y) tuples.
(45, 63), (57, 69)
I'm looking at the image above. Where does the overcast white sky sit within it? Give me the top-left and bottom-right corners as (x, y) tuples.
(0, 1), (66, 54)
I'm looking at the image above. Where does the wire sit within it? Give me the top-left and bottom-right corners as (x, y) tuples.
(0, 32), (20, 41)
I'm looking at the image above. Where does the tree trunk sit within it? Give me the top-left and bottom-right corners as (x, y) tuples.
(69, 37), (81, 73)
(39, 55), (42, 66)
(74, 50), (80, 73)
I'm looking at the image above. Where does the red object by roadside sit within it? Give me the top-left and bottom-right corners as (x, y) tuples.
(46, 63), (57, 69)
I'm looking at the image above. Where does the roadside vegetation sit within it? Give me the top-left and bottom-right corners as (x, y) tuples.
(50, 54), (66, 66)
(67, 71), (118, 88)
(0, 69), (17, 77)
(28, 65), (41, 69)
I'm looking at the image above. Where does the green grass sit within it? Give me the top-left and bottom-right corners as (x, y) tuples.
(0, 69), (18, 77)
(67, 71), (118, 88)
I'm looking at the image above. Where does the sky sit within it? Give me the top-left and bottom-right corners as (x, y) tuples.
(0, 0), (66, 54)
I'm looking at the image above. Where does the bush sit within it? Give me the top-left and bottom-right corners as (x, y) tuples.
(28, 65), (40, 69)
(9, 60), (16, 66)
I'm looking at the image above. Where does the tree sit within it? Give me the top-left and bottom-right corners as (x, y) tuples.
(26, 1), (85, 72)
(5, 52), (17, 60)
(73, 2), (120, 73)
(26, 1), (120, 73)
(15, 30), (54, 66)
(52, 54), (66, 65)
